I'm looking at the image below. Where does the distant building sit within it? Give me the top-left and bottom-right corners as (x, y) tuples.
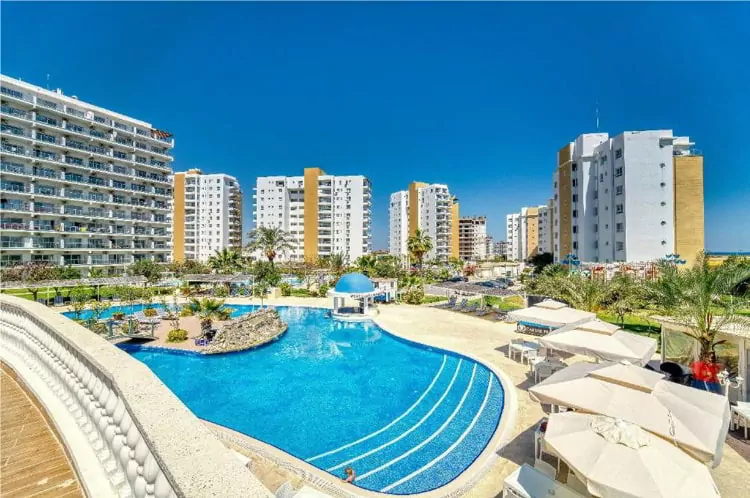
(553, 130), (704, 266)
(494, 240), (509, 259)
(458, 216), (488, 261)
(254, 167), (372, 263)
(485, 235), (494, 259)
(172, 169), (242, 263)
(506, 204), (553, 261)
(0, 75), (174, 274)
(389, 182), (459, 261)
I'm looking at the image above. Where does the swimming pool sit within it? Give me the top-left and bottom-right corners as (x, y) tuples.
(114, 305), (505, 494)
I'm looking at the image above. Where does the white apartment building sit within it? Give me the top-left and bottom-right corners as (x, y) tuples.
(553, 130), (704, 265)
(389, 182), (459, 261)
(494, 240), (509, 259)
(253, 167), (371, 263)
(458, 216), (488, 262)
(506, 204), (553, 261)
(173, 169), (242, 262)
(0, 75), (173, 274)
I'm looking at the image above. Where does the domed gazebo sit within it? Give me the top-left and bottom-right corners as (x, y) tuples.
(327, 272), (384, 321)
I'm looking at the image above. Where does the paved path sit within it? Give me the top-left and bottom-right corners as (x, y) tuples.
(0, 363), (84, 498)
(373, 304), (750, 498)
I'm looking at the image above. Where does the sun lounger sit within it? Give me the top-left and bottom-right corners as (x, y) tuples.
(436, 295), (457, 309)
(53, 296), (64, 306)
(494, 311), (509, 321)
(475, 304), (490, 316)
(453, 298), (469, 311)
(462, 302), (479, 313)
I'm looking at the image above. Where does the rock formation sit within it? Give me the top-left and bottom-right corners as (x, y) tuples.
(202, 308), (287, 355)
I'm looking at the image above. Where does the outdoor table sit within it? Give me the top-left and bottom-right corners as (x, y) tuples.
(531, 358), (567, 383)
(503, 463), (585, 498)
(510, 341), (540, 363)
(731, 402), (750, 439)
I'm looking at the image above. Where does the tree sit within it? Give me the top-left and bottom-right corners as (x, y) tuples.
(251, 260), (282, 288)
(373, 255), (402, 279)
(168, 259), (211, 277)
(407, 229), (433, 268)
(605, 274), (646, 326)
(87, 299), (111, 321)
(118, 286), (141, 315)
(189, 297), (227, 329)
(321, 253), (347, 279)
(246, 227), (293, 264)
(88, 268), (105, 278)
(17, 262), (58, 302)
(207, 248), (243, 275)
(127, 259), (163, 285)
(527, 267), (612, 312)
(70, 286), (91, 319)
(291, 261), (318, 290)
(55, 265), (81, 280)
(529, 252), (554, 275)
(353, 254), (378, 276)
(648, 252), (750, 361)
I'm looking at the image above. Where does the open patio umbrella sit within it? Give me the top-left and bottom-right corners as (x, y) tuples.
(538, 319), (658, 366)
(544, 412), (720, 498)
(506, 299), (595, 329)
(529, 361), (731, 467)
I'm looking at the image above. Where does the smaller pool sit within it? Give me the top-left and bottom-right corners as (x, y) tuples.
(63, 303), (176, 320)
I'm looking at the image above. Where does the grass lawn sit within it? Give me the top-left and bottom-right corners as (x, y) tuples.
(597, 311), (662, 351)
(421, 295), (448, 304)
(484, 295), (525, 311)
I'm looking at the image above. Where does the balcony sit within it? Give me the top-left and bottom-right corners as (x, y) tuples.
(0, 221), (30, 231)
(0, 182), (29, 193)
(1, 201), (30, 212)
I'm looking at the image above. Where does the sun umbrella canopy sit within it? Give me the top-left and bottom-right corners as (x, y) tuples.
(544, 412), (720, 498)
(529, 361), (731, 467)
(507, 300), (595, 329)
(539, 320), (658, 366)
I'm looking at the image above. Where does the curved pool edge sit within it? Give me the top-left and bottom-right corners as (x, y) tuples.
(198, 309), (519, 498)
(113, 303), (519, 498)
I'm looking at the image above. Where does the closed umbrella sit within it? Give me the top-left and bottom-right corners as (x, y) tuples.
(544, 412), (720, 498)
(539, 319), (657, 366)
(529, 361), (730, 467)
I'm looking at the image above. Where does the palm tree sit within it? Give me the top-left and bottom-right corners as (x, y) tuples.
(189, 297), (227, 331)
(324, 253), (347, 279)
(407, 229), (433, 268)
(207, 248), (243, 275)
(648, 252), (750, 361)
(354, 254), (378, 276)
(246, 227), (293, 264)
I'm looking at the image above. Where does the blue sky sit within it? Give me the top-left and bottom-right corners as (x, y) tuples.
(2, 2), (748, 251)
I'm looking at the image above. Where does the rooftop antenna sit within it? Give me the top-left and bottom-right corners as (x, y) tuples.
(596, 101), (600, 131)
(46, 73), (50, 90)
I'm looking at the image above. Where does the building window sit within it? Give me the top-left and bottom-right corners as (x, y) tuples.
(572, 194), (578, 203)
(616, 223), (624, 233)
(572, 226), (578, 234)
(572, 241), (578, 250)
(615, 185), (623, 195)
(572, 179), (577, 187)
(615, 167), (623, 177)
(661, 201), (666, 206)
(615, 204), (623, 214)
(572, 210), (578, 218)
(615, 148), (622, 159)
(600, 174), (604, 183)
(661, 220), (667, 226)
(572, 163), (578, 172)
(616, 241), (624, 251)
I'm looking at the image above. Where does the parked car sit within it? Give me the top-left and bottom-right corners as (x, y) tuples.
(445, 276), (468, 283)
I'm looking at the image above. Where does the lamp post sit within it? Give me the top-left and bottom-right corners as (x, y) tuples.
(717, 370), (744, 398)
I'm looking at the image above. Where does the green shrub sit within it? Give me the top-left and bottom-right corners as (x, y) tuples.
(179, 308), (194, 317)
(403, 286), (425, 305)
(112, 311), (125, 321)
(290, 288), (311, 297)
(217, 308), (232, 321)
(214, 286), (229, 298)
(280, 282), (292, 297)
(143, 308), (158, 317)
(167, 329), (188, 342)
(318, 284), (329, 297)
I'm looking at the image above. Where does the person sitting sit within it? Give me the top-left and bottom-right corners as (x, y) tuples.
(342, 467), (356, 483)
(690, 352), (722, 394)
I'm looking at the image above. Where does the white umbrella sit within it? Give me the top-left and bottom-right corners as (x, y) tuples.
(529, 361), (731, 467)
(544, 412), (720, 498)
(507, 300), (595, 328)
(539, 319), (658, 366)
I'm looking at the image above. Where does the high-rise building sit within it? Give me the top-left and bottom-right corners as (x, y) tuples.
(389, 182), (459, 261)
(0, 75), (174, 274)
(553, 130), (704, 265)
(494, 240), (509, 259)
(458, 216), (488, 261)
(172, 169), (242, 262)
(485, 235), (495, 260)
(506, 204), (553, 261)
(253, 167), (371, 263)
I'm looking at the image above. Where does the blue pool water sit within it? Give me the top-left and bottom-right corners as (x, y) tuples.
(109, 305), (504, 494)
(64, 303), (173, 320)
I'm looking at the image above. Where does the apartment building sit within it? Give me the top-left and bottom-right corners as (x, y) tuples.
(506, 204), (553, 261)
(253, 167), (371, 263)
(494, 240), (509, 259)
(172, 169), (242, 262)
(553, 130), (704, 266)
(458, 216), (488, 262)
(0, 75), (173, 274)
(389, 182), (459, 262)
(485, 235), (495, 260)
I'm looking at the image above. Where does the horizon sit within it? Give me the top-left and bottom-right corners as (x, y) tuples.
(2, 2), (748, 252)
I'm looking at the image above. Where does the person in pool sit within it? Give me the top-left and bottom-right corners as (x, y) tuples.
(343, 467), (356, 483)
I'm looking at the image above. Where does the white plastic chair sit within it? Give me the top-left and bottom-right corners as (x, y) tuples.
(566, 472), (588, 494)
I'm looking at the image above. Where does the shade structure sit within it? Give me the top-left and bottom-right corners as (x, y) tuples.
(334, 273), (374, 294)
(529, 361), (731, 467)
(544, 412), (720, 498)
(507, 299), (595, 329)
(539, 319), (658, 366)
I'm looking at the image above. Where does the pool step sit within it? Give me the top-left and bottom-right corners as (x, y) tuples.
(306, 355), (503, 494)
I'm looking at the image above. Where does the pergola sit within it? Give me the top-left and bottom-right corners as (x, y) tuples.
(0, 276), (148, 302)
(181, 274), (253, 284)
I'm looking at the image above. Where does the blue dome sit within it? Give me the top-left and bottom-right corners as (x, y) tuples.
(334, 273), (375, 294)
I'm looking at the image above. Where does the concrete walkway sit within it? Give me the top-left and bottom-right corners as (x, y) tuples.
(0, 363), (84, 498)
(372, 304), (750, 498)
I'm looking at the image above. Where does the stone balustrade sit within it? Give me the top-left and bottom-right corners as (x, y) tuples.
(0, 294), (271, 498)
